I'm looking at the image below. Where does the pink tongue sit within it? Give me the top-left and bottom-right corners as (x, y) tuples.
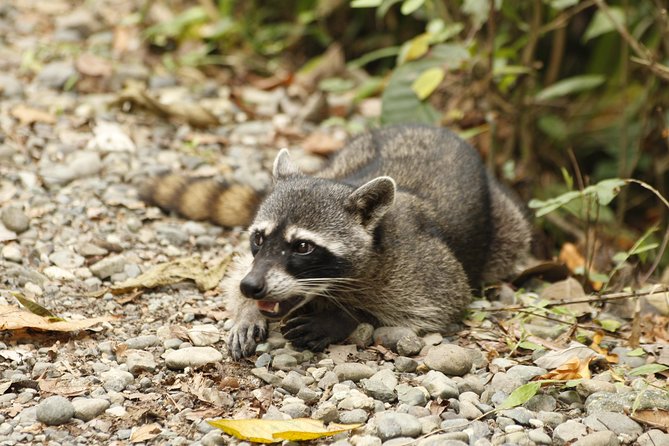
(257, 301), (276, 312)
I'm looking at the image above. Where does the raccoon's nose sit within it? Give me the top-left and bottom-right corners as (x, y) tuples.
(240, 274), (267, 299)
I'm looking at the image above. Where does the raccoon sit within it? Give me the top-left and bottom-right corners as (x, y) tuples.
(143, 125), (531, 360)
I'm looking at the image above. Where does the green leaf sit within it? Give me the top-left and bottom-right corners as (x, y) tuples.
(401, 0), (424, 15)
(588, 178), (626, 205)
(497, 382), (541, 410)
(397, 33), (431, 65)
(462, 0), (489, 27)
(583, 7), (625, 42)
(411, 67), (445, 100)
(381, 59), (442, 125)
(535, 75), (606, 101)
(627, 348), (646, 357)
(628, 364), (669, 376)
(351, 0), (383, 7)
(597, 319), (622, 332)
(518, 341), (544, 351)
(318, 77), (355, 93)
(550, 0), (580, 10)
(12, 292), (65, 322)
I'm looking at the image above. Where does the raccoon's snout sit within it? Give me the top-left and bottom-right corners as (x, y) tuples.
(240, 273), (267, 299)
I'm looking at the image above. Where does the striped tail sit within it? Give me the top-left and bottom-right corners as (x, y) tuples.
(140, 174), (263, 228)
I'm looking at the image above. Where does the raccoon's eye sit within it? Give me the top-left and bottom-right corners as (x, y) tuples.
(293, 240), (314, 255)
(252, 232), (264, 248)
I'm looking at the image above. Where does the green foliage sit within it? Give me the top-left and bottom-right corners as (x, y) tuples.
(528, 178), (626, 218)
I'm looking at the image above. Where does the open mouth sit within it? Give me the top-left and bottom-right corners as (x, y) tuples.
(256, 296), (303, 319)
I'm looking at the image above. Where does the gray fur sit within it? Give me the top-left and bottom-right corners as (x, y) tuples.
(226, 125), (531, 359)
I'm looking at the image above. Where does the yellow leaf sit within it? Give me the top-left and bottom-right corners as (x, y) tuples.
(0, 305), (113, 332)
(398, 33), (431, 65)
(411, 67), (445, 100)
(208, 418), (362, 443)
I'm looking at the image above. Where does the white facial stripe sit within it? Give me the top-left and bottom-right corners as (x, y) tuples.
(285, 226), (346, 256)
(249, 220), (276, 235)
(265, 267), (299, 299)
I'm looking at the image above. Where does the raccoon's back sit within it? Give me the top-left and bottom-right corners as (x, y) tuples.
(318, 125), (492, 282)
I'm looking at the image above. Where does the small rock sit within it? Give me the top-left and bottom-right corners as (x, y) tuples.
(101, 368), (134, 392)
(334, 363), (375, 382)
(43, 266), (76, 281)
(524, 394), (557, 412)
(506, 365), (547, 383)
(124, 335), (159, 350)
(424, 344), (473, 376)
(1, 244), (22, 262)
(280, 401), (310, 418)
(312, 401), (339, 423)
(318, 371), (339, 389)
(126, 350), (157, 375)
(572, 431), (620, 446)
(528, 428), (553, 445)
(396, 333), (424, 357)
(350, 435), (382, 446)
(553, 420), (588, 445)
(373, 326), (416, 351)
(637, 429), (669, 446)
(49, 250), (85, 269)
(339, 409), (369, 424)
(394, 356), (418, 373)
(611, 346), (647, 368)
(296, 387), (320, 404)
(36, 396), (74, 426)
(421, 370), (460, 400)
(1, 206), (29, 233)
(458, 401), (483, 420)
(396, 384), (427, 406)
(72, 398), (110, 421)
(37, 61), (77, 89)
(348, 323), (374, 348)
(164, 347), (223, 369)
(361, 379), (396, 403)
(281, 371), (305, 395)
(90, 255), (126, 279)
(582, 411), (642, 440)
(187, 324), (220, 346)
(251, 368), (281, 385)
(375, 412), (422, 441)
(272, 354), (298, 371)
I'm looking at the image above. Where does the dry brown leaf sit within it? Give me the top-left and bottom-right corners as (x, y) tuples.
(533, 342), (597, 369)
(537, 356), (592, 380)
(186, 374), (233, 407)
(589, 331), (619, 364)
(98, 255), (230, 297)
(10, 105), (56, 125)
(302, 132), (345, 155)
(115, 82), (219, 128)
(0, 305), (113, 332)
(39, 378), (89, 397)
(130, 423), (162, 443)
(75, 53), (113, 77)
(631, 409), (669, 430)
(559, 242), (585, 272)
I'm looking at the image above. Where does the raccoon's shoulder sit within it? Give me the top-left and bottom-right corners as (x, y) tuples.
(140, 173), (263, 227)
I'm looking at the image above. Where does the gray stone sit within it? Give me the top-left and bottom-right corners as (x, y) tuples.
(334, 363), (375, 382)
(124, 335), (159, 350)
(375, 412), (422, 441)
(126, 350), (157, 375)
(280, 402), (310, 418)
(577, 379), (617, 397)
(418, 414), (440, 435)
(418, 433), (468, 445)
(37, 61), (77, 89)
(506, 365), (547, 383)
(0, 74), (23, 98)
(500, 407), (534, 425)
(611, 346), (647, 368)
(49, 250), (85, 269)
(72, 398), (110, 421)
(553, 420), (588, 445)
(396, 384), (427, 406)
(637, 429), (669, 446)
(281, 371), (305, 395)
(201, 430), (226, 446)
(312, 401), (339, 423)
(424, 344), (472, 376)
(318, 371), (339, 389)
(585, 389), (669, 414)
(251, 368), (281, 385)
(362, 379), (396, 403)
(536, 410), (566, 429)
(90, 255), (126, 279)
(528, 428), (553, 445)
(1, 206), (29, 233)
(396, 333), (424, 357)
(187, 324), (220, 346)
(350, 435), (382, 446)
(421, 370), (460, 399)
(164, 346), (223, 369)
(36, 396), (74, 426)
(339, 409), (369, 424)
(348, 323), (375, 348)
(373, 326), (417, 351)
(394, 356), (418, 373)
(101, 368), (134, 392)
(296, 387), (320, 404)
(454, 375), (485, 395)
(572, 431), (620, 446)
(458, 401), (482, 420)
(524, 394), (556, 412)
(272, 354), (298, 371)
(583, 411), (642, 439)
(255, 353), (272, 368)
(338, 390), (375, 411)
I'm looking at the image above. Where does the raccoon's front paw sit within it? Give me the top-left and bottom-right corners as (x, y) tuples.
(281, 311), (357, 352)
(227, 318), (268, 360)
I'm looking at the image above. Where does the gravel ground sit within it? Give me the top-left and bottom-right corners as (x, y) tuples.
(1, 1), (668, 445)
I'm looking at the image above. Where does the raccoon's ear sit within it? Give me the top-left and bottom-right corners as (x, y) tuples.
(272, 148), (302, 180)
(346, 176), (396, 227)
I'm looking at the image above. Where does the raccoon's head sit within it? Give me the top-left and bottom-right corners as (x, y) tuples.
(239, 149), (396, 319)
